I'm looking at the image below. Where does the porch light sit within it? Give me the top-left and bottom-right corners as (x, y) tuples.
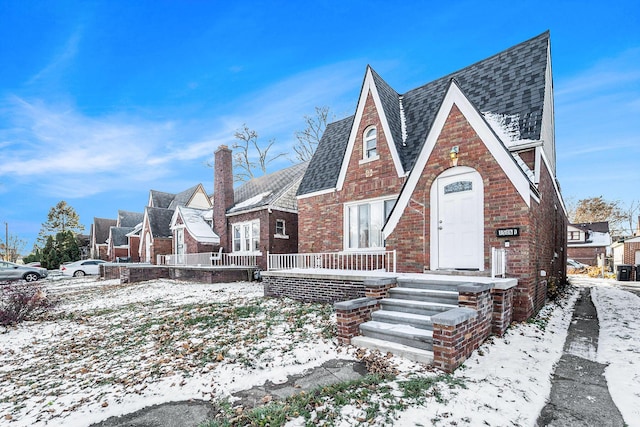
(449, 146), (459, 166)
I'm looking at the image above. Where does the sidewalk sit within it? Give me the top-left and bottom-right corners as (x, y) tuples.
(90, 359), (366, 427)
(536, 286), (624, 426)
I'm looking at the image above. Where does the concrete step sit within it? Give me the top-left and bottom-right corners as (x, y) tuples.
(359, 321), (434, 351)
(371, 309), (434, 330)
(381, 298), (458, 316)
(388, 287), (459, 305)
(350, 335), (434, 365)
(396, 277), (463, 292)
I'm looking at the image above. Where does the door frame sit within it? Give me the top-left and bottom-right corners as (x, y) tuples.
(430, 166), (484, 271)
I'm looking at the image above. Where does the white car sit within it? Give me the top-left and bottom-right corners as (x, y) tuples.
(60, 259), (107, 277)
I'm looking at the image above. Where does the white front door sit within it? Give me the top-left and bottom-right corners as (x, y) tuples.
(432, 168), (483, 270)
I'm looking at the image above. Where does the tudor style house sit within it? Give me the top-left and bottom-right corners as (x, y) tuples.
(212, 145), (307, 270)
(296, 32), (567, 321)
(106, 210), (144, 262)
(90, 217), (117, 260)
(138, 184), (212, 264)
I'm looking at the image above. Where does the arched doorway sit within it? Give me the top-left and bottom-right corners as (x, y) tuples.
(430, 166), (484, 270)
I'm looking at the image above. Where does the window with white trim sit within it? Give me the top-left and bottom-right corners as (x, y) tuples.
(345, 198), (396, 249)
(232, 219), (260, 253)
(364, 127), (377, 159)
(275, 219), (287, 237)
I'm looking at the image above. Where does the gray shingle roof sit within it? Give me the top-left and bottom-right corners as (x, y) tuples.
(229, 162), (309, 214)
(168, 184), (201, 210)
(110, 226), (135, 246)
(149, 190), (175, 208)
(571, 222), (610, 234)
(93, 217), (117, 244)
(298, 31), (550, 196)
(146, 207), (174, 238)
(117, 210), (144, 228)
(297, 116), (354, 195)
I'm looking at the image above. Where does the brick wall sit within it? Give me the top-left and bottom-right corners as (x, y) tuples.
(269, 210), (299, 255)
(262, 272), (367, 303)
(128, 236), (140, 262)
(623, 241), (640, 265)
(120, 265), (255, 284)
(298, 91), (406, 254)
(567, 246), (606, 266)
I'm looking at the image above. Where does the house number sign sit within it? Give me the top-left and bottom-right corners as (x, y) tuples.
(496, 227), (520, 237)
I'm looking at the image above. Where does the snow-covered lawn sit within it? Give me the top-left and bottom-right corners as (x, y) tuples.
(1, 275), (638, 426)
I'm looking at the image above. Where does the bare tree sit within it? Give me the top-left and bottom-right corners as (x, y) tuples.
(1, 234), (27, 262)
(572, 196), (628, 237)
(232, 124), (286, 182)
(293, 106), (333, 162)
(622, 199), (640, 236)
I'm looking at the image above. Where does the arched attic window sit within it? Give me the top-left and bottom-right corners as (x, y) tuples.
(363, 127), (377, 160)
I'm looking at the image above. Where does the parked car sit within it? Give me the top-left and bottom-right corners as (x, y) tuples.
(60, 259), (107, 277)
(26, 261), (42, 268)
(0, 261), (49, 282)
(567, 258), (588, 270)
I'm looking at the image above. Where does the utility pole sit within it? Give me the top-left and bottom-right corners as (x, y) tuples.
(4, 222), (7, 261)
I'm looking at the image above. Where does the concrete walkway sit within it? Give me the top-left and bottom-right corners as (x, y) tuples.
(536, 287), (624, 426)
(90, 359), (365, 427)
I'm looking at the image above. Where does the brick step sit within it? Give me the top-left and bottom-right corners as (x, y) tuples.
(371, 310), (434, 330)
(381, 298), (458, 316)
(359, 321), (434, 351)
(350, 335), (434, 365)
(388, 287), (459, 305)
(396, 278), (464, 292)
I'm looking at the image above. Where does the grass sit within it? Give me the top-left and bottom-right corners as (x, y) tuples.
(202, 372), (467, 426)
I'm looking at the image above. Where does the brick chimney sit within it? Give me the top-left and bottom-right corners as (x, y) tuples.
(213, 145), (234, 250)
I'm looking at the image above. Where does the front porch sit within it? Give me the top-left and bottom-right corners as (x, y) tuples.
(261, 267), (516, 372)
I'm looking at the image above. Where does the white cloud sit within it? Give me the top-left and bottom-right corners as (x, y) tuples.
(0, 60), (363, 199)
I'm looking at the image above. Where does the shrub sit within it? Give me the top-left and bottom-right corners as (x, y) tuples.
(0, 283), (55, 326)
(547, 276), (570, 301)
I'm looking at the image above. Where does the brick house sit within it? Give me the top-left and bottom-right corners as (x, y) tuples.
(212, 145), (307, 270)
(296, 31), (567, 321)
(169, 206), (219, 261)
(567, 221), (611, 266)
(90, 217), (117, 260)
(106, 210), (144, 262)
(138, 184), (211, 264)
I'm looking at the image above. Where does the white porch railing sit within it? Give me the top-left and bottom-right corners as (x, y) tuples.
(158, 252), (258, 268)
(491, 247), (506, 278)
(267, 250), (396, 273)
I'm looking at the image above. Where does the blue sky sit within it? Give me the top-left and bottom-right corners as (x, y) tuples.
(1, 0), (639, 251)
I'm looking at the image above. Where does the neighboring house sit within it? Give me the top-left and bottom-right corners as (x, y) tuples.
(170, 206), (219, 262)
(90, 217), (117, 260)
(212, 145), (308, 270)
(296, 31), (567, 321)
(566, 222), (611, 266)
(138, 184), (212, 263)
(106, 210), (144, 262)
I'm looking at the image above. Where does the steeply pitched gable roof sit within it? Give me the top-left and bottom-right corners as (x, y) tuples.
(145, 207), (174, 238)
(93, 217), (117, 244)
(110, 226), (135, 246)
(149, 190), (175, 208)
(168, 184), (200, 210)
(230, 162), (309, 214)
(571, 221), (610, 234)
(117, 210), (144, 228)
(299, 31), (550, 196)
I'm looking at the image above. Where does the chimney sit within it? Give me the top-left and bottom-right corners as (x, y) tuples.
(213, 145), (234, 250)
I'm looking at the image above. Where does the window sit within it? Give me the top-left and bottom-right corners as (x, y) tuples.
(275, 219), (287, 237)
(568, 231), (581, 241)
(346, 198), (395, 249)
(232, 220), (260, 253)
(364, 127), (377, 159)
